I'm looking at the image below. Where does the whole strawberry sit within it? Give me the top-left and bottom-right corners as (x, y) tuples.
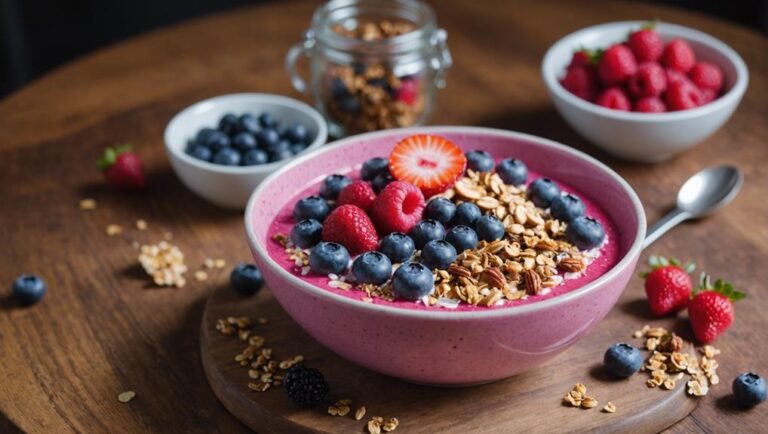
(598, 44), (638, 86)
(98, 145), (147, 190)
(688, 274), (744, 344)
(628, 27), (664, 62)
(642, 255), (694, 316)
(321, 204), (378, 255)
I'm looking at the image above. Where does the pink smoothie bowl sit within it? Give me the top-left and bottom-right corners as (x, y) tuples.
(244, 126), (646, 386)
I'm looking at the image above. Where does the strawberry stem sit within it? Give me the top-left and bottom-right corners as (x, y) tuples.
(694, 272), (745, 301)
(98, 144), (133, 171)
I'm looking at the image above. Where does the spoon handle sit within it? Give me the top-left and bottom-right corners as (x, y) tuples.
(643, 208), (692, 250)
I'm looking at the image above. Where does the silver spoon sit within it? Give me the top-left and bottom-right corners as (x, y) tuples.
(643, 165), (743, 249)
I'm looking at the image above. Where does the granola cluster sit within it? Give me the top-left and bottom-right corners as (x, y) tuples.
(633, 325), (721, 396)
(138, 241), (188, 288)
(323, 19), (424, 134)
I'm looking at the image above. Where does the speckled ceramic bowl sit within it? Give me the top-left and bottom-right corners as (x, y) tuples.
(245, 127), (646, 385)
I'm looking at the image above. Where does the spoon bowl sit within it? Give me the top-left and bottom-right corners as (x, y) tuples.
(644, 165), (743, 249)
(677, 165), (744, 217)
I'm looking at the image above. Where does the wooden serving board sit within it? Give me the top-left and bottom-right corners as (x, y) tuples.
(201, 288), (697, 433)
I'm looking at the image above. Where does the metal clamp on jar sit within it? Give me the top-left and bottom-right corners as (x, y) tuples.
(286, 0), (452, 137)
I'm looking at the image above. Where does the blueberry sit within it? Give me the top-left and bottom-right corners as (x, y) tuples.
(257, 128), (281, 151)
(378, 232), (416, 263)
(243, 149), (269, 166)
(293, 196), (331, 222)
(237, 113), (260, 134)
(320, 174), (352, 200)
(360, 157), (389, 181)
(229, 264), (264, 296)
(465, 150), (494, 172)
(352, 251), (392, 285)
(286, 124), (309, 144)
(204, 130), (231, 152)
(258, 112), (278, 128)
(269, 147), (294, 162)
(352, 62), (366, 75)
(330, 77), (351, 99)
(420, 240), (457, 270)
(195, 127), (217, 146)
(187, 144), (212, 161)
(603, 343), (643, 378)
(496, 158), (528, 186)
(367, 78), (393, 94)
(409, 220), (446, 249)
(550, 194), (585, 222)
(445, 225), (479, 252)
(424, 197), (456, 225)
(339, 96), (361, 113)
(212, 147), (242, 166)
(277, 124), (289, 139)
(371, 171), (394, 193)
(232, 132), (257, 151)
(733, 372), (766, 408)
(452, 202), (482, 227)
(290, 143), (307, 155)
(391, 262), (434, 300)
(309, 242), (350, 275)
(474, 215), (505, 242)
(11, 274), (46, 305)
(290, 219), (323, 248)
(566, 216), (605, 250)
(218, 113), (239, 135)
(527, 178), (561, 208)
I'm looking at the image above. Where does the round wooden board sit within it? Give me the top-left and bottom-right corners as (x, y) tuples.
(201, 287), (698, 434)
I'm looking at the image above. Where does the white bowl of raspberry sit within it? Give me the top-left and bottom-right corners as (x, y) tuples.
(541, 21), (748, 163)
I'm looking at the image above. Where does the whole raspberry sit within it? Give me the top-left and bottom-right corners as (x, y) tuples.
(662, 39), (696, 73)
(370, 181), (425, 234)
(665, 68), (690, 87)
(634, 96), (667, 113)
(337, 180), (376, 212)
(666, 80), (704, 111)
(322, 204), (379, 255)
(688, 61), (723, 91)
(628, 28), (664, 62)
(595, 87), (631, 111)
(700, 88), (718, 104)
(560, 65), (599, 101)
(598, 44), (638, 86)
(627, 62), (668, 98)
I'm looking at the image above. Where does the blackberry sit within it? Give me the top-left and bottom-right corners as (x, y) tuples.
(283, 365), (329, 407)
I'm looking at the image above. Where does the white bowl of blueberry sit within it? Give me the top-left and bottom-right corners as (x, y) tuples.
(164, 93), (328, 209)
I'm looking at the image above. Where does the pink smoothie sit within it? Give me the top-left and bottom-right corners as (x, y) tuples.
(266, 167), (620, 312)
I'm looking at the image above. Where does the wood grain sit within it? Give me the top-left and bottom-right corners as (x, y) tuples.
(201, 287), (699, 434)
(0, 0), (766, 432)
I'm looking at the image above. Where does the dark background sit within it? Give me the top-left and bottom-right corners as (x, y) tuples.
(1, 0), (766, 97)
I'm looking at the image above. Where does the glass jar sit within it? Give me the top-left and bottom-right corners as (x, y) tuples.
(286, 0), (452, 137)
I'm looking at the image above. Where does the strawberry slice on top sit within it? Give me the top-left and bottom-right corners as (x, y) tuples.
(389, 134), (466, 198)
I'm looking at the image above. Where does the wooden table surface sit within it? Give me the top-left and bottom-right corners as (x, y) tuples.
(1, 0), (766, 432)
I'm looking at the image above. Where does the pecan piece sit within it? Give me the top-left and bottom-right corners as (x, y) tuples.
(481, 267), (506, 290)
(523, 269), (542, 295)
(448, 264), (472, 278)
(558, 257), (585, 272)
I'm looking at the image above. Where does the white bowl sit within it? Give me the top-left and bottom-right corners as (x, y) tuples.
(542, 21), (748, 163)
(164, 93), (328, 209)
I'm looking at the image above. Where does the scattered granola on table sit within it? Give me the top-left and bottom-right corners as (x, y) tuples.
(632, 325), (722, 397)
(78, 198), (97, 210)
(138, 241), (187, 288)
(117, 391), (136, 403)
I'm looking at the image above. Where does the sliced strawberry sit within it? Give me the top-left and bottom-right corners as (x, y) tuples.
(389, 134), (466, 197)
